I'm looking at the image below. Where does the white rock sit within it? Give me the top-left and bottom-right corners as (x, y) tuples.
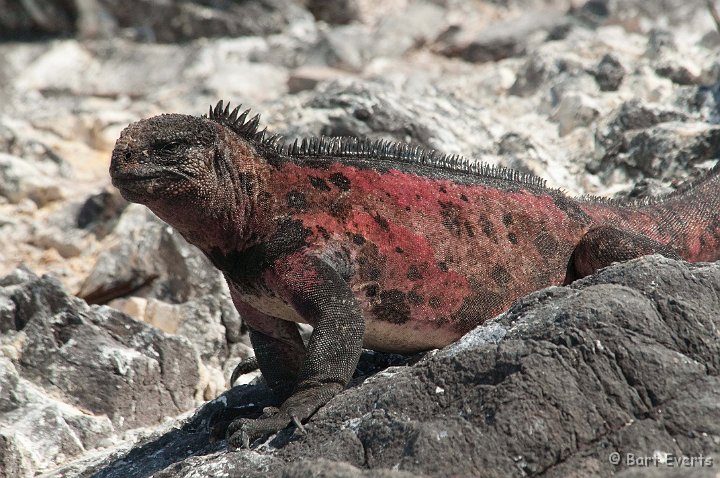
(0, 154), (65, 206)
(551, 93), (600, 136)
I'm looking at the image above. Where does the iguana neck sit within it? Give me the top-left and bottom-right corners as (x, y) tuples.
(152, 136), (272, 256)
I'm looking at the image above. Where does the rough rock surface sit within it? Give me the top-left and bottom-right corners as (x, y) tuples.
(0, 0), (312, 42)
(0, 268), (200, 475)
(38, 256), (720, 477)
(1, 0), (719, 476)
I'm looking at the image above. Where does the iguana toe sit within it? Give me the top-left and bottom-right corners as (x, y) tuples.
(226, 413), (293, 449)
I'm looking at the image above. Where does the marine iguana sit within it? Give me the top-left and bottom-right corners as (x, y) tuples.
(110, 100), (720, 449)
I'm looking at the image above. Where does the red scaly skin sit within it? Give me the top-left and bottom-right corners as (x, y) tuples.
(109, 103), (720, 448)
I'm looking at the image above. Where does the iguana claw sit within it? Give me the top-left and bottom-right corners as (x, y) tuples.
(226, 384), (341, 449)
(291, 414), (306, 435)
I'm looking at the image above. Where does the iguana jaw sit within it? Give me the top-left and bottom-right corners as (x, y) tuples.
(110, 170), (179, 202)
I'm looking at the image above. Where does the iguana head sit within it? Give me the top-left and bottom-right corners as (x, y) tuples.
(110, 113), (218, 206)
(110, 104), (270, 248)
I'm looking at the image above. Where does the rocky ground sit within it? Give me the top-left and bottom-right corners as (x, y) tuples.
(0, 0), (719, 477)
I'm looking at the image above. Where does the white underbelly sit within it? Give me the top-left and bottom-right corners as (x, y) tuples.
(362, 319), (460, 354)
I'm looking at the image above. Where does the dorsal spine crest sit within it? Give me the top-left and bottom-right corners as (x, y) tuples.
(206, 100), (548, 189)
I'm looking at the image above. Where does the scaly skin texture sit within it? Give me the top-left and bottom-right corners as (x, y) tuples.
(110, 102), (720, 448)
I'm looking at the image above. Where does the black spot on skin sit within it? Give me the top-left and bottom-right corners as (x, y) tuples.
(405, 206), (411, 212)
(374, 215), (390, 231)
(416, 194), (421, 200)
(491, 264), (512, 286)
(329, 172), (351, 191)
(238, 172), (254, 195)
(214, 218), (311, 283)
(407, 265), (422, 281)
(365, 284), (378, 298)
(508, 232), (518, 244)
(439, 201), (462, 237)
(552, 192), (592, 224)
(357, 243), (383, 281)
(366, 266), (382, 281)
(373, 289), (411, 324)
(464, 220), (475, 237)
(287, 191), (306, 209)
(428, 296), (442, 309)
(479, 215), (494, 237)
(534, 231), (560, 259)
(395, 246), (404, 253)
(408, 290), (424, 305)
(439, 186), (447, 193)
(352, 233), (366, 245)
(502, 213), (513, 226)
(438, 262), (449, 272)
(308, 175), (331, 191)
(329, 199), (351, 220)
(316, 225), (330, 240)
(460, 194), (469, 202)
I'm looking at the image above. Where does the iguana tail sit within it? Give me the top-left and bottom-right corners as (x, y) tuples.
(637, 161), (720, 262)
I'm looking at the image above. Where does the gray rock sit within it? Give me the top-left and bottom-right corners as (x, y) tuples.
(305, 0), (360, 25)
(618, 177), (676, 202)
(495, 132), (544, 174)
(315, 2), (446, 71)
(0, 268), (201, 476)
(438, 10), (567, 63)
(29, 227), (85, 259)
(0, 0), (312, 42)
(509, 54), (562, 97)
(551, 92), (600, 136)
(76, 187), (129, 239)
(623, 122), (720, 179)
(293, 80), (493, 157)
(592, 100), (689, 171)
(0, 0), (77, 40)
(676, 82), (720, 124)
(0, 357), (116, 476)
(645, 28), (677, 60)
(46, 255), (720, 477)
(592, 53), (625, 91)
(0, 120), (71, 207)
(569, 0), (610, 28)
(287, 66), (351, 93)
(79, 205), (243, 359)
(607, 0), (708, 27)
(0, 121), (70, 169)
(654, 62), (700, 86)
(644, 29), (700, 86)
(318, 24), (374, 71)
(0, 153), (65, 206)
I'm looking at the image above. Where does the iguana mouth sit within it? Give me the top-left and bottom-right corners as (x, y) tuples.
(111, 174), (173, 201)
(111, 174), (166, 189)
(111, 174), (162, 182)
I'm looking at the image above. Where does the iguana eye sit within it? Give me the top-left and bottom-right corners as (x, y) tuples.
(155, 140), (185, 154)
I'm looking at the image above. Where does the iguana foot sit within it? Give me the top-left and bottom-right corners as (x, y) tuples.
(226, 383), (342, 449)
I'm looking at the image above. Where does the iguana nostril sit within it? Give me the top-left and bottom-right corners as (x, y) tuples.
(124, 150), (132, 160)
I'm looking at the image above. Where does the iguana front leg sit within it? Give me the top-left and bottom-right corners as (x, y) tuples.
(227, 255), (364, 449)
